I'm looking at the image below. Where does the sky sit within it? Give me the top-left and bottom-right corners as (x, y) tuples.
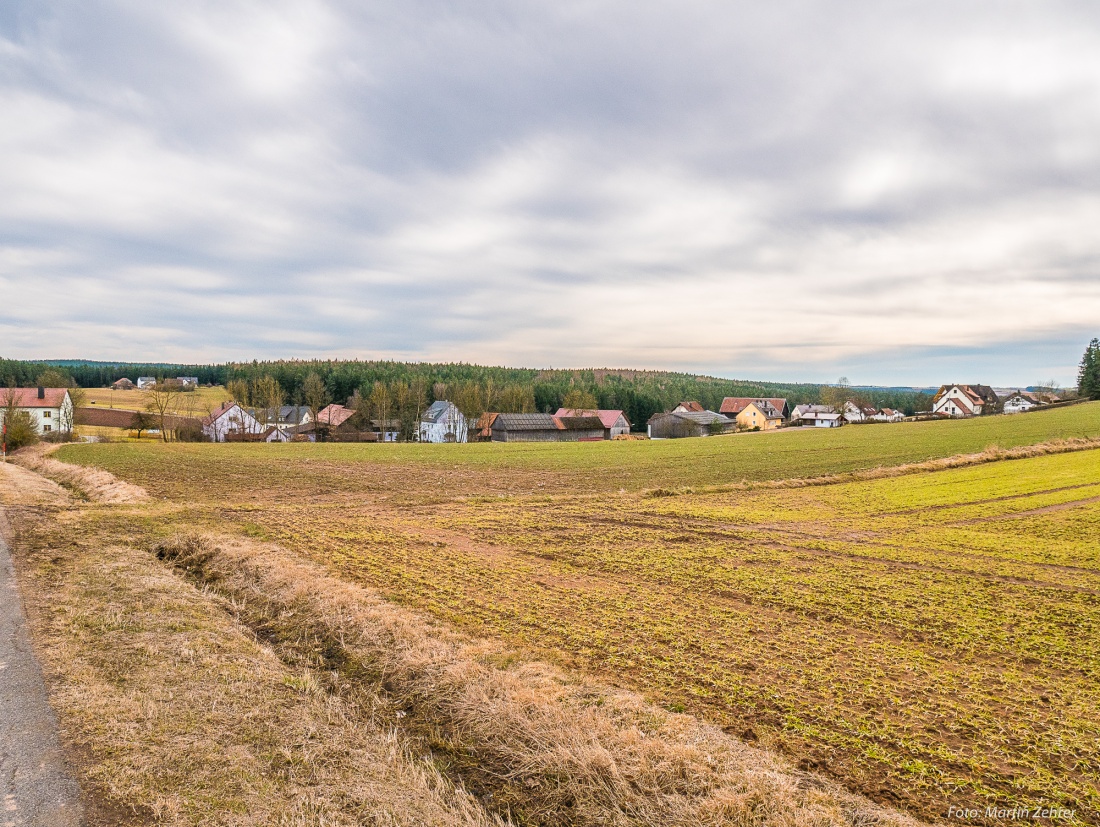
(1, 1), (1099, 385)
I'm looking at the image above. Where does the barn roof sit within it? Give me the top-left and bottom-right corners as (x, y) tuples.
(553, 408), (629, 429)
(316, 403), (355, 427)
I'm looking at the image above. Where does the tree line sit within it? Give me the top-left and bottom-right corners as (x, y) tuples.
(1, 357), (938, 430)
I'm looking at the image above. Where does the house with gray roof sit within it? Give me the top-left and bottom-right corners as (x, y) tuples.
(419, 400), (467, 443)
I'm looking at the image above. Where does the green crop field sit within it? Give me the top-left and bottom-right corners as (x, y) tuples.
(52, 402), (1100, 824)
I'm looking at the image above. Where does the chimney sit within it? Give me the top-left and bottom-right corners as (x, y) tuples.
(38, 386), (45, 399)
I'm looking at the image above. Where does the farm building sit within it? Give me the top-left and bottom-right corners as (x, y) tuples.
(490, 413), (605, 443)
(471, 412), (498, 441)
(0, 387), (75, 436)
(420, 400), (467, 443)
(720, 397), (790, 421)
(111, 377), (135, 390)
(553, 408), (630, 438)
(647, 410), (734, 439)
(932, 384), (999, 418)
(201, 402), (264, 442)
(136, 377), (157, 389)
(176, 377), (199, 389)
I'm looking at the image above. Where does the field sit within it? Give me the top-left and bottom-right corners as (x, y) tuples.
(23, 402), (1100, 824)
(80, 385), (231, 413)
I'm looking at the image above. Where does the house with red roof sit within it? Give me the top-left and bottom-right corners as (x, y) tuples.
(1, 387), (75, 437)
(719, 397), (790, 422)
(553, 408), (631, 438)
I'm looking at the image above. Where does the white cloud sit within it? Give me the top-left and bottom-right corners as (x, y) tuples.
(0, 1), (1098, 384)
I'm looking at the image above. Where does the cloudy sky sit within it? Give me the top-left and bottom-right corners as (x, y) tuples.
(2, 1), (1099, 384)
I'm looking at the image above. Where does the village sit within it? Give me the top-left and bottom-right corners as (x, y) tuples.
(0, 379), (1066, 447)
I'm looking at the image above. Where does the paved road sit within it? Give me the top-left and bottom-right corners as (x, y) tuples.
(0, 531), (84, 827)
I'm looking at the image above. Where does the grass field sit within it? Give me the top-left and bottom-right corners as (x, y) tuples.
(80, 385), (231, 413)
(46, 402), (1100, 824)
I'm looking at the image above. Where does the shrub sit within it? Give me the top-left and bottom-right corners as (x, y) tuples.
(2, 409), (40, 450)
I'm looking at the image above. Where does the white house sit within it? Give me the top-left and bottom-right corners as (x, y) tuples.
(813, 413), (844, 428)
(176, 376), (199, 389)
(419, 401), (467, 443)
(136, 376), (157, 389)
(201, 402), (264, 442)
(1002, 391), (1041, 414)
(0, 388), (74, 436)
(932, 385), (999, 418)
(791, 404), (835, 424)
(871, 408), (906, 423)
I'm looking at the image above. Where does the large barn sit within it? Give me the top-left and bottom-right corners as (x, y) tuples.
(490, 413), (606, 443)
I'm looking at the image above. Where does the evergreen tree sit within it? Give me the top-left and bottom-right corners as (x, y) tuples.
(1079, 338), (1100, 400)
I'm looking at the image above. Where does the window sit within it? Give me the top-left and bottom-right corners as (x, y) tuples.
(43, 410), (51, 418)
(43, 424), (52, 432)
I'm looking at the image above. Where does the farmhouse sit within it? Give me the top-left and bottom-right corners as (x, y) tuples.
(720, 397), (790, 421)
(841, 401), (878, 423)
(553, 408), (631, 439)
(1003, 391), (1042, 414)
(176, 376), (199, 389)
(932, 384), (999, 418)
(420, 400), (467, 443)
(490, 413), (605, 443)
(0, 387), (75, 436)
(136, 377), (157, 389)
(201, 402), (263, 442)
(111, 377), (135, 390)
(647, 410), (735, 439)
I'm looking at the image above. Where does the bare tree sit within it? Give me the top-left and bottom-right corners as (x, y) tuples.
(145, 381), (182, 442)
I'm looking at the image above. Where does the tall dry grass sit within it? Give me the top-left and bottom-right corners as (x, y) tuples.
(155, 533), (921, 827)
(12, 444), (149, 504)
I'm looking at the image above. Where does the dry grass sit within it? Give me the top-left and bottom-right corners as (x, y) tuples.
(154, 532), (920, 827)
(5, 506), (504, 826)
(12, 444), (149, 504)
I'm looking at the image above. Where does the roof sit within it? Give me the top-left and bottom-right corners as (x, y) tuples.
(1, 388), (71, 409)
(474, 412), (498, 436)
(247, 405), (311, 425)
(554, 408), (629, 429)
(492, 413), (558, 431)
(720, 397), (788, 417)
(649, 410), (731, 426)
(316, 403), (355, 428)
(421, 400), (460, 424)
(934, 384), (999, 406)
(111, 378), (134, 387)
(794, 404), (835, 415)
(492, 413), (605, 431)
(675, 401), (704, 412)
